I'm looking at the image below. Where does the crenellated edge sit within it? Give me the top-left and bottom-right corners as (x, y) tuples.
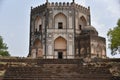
(31, 2), (90, 15)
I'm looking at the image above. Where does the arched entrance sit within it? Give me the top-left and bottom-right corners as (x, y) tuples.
(54, 37), (67, 59)
(31, 39), (43, 58)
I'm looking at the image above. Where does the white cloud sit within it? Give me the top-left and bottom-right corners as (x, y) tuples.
(92, 19), (106, 37)
(76, 0), (86, 6)
(104, 0), (120, 18)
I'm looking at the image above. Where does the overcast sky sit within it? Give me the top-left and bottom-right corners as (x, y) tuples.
(0, 0), (120, 58)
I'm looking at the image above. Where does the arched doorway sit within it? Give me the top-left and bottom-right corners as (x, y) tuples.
(54, 37), (67, 59)
(32, 39), (43, 58)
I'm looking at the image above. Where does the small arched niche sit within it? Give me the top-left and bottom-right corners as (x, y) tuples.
(33, 39), (42, 48)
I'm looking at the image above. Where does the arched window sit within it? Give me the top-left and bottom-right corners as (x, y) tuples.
(102, 47), (106, 57)
(79, 16), (87, 29)
(91, 44), (94, 54)
(35, 16), (42, 31)
(96, 44), (102, 57)
(54, 13), (67, 29)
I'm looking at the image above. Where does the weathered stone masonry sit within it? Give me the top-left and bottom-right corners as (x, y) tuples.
(28, 1), (106, 59)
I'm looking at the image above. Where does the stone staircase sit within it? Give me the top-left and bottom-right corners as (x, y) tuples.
(3, 64), (112, 80)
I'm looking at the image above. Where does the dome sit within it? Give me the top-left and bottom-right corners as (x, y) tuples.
(83, 25), (97, 31)
(82, 25), (98, 35)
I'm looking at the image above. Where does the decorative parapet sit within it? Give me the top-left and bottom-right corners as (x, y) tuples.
(31, 2), (90, 15)
(31, 3), (47, 14)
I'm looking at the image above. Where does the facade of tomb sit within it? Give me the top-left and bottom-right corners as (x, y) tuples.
(28, 1), (106, 59)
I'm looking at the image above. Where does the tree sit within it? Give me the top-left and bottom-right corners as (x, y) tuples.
(0, 36), (10, 56)
(107, 19), (120, 55)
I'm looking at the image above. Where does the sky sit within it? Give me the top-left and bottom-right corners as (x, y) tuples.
(0, 0), (120, 58)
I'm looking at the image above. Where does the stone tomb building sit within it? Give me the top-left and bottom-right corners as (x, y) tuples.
(28, 1), (106, 59)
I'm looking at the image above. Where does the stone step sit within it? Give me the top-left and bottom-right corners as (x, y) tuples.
(3, 65), (112, 80)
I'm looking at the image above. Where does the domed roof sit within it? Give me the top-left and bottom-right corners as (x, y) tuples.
(82, 25), (98, 35)
(83, 25), (96, 31)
